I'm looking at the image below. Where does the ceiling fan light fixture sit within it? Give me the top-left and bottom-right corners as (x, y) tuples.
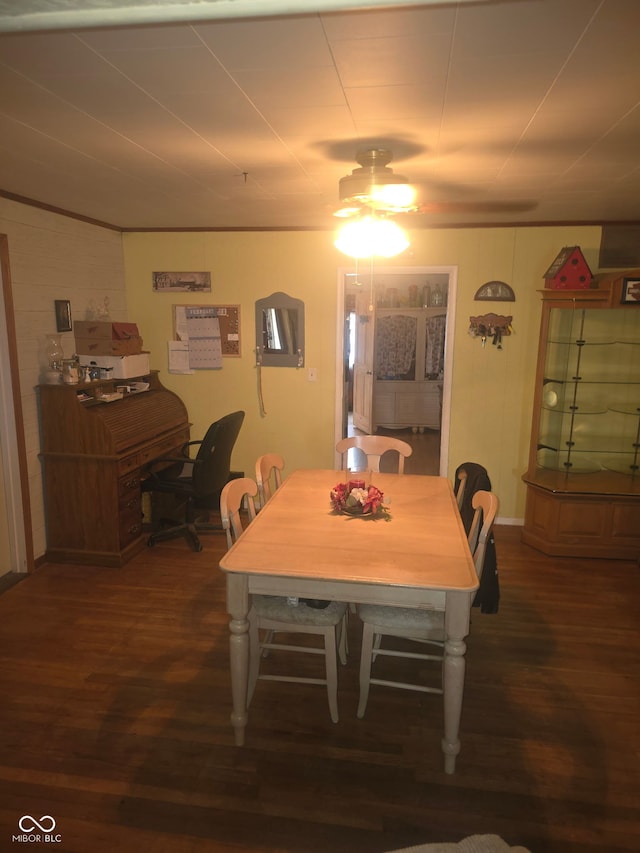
(333, 205), (363, 218)
(338, 148), (416, 212)
(369, 182), (417, 210)
(334, 215), (410, 259)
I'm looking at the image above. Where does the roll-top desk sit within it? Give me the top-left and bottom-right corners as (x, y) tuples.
(39, 370), (189, 566)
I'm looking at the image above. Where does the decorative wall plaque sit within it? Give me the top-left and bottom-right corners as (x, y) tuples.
(474, 281), (515, 301)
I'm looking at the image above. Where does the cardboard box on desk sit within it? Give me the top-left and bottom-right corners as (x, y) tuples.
(86, 353), (151, 379)
(75, 321), (143, 356)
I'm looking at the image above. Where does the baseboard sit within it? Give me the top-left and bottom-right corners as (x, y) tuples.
(0, 571), (28, 595)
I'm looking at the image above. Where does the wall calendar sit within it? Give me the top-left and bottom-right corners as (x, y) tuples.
(173, 304), (241, 358)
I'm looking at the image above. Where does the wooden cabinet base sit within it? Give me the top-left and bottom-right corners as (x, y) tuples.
(45, 536), (147, 568)
(523, 484), (640, 559)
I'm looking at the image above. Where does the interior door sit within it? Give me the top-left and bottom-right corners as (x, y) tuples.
(352, 290), (375, 433)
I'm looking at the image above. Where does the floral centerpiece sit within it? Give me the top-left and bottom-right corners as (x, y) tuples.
(330, 479), (390, 520)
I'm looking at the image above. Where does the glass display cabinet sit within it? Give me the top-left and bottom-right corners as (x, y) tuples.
(522, 270), (640, 559)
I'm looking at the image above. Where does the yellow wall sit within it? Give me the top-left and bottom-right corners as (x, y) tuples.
(123, 224), (601, 520)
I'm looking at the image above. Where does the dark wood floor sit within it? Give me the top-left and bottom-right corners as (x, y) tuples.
(0, 527), (638, 853)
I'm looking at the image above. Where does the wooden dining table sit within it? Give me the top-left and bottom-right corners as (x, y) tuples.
(218, 468), (479, 774)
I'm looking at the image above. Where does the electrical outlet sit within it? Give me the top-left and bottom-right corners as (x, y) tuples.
(307, 367), (317, 382)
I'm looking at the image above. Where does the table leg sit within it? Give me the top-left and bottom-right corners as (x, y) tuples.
(441, 591), (471, 774)
(226, 574), (249, 746)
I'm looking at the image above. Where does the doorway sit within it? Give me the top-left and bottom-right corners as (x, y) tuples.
(334, 265), (457, 476)
(0, 234), (31, 575)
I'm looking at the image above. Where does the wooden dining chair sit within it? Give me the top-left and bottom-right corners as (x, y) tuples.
(219, 476), (349, 724)
(335, 435), (413, 474)
(254, 452), (285, 509)
(454, 462), (492, 534)
(454, 467), (467, 510)
(220, 476), (258, 549)
(356, 490), (499, 718)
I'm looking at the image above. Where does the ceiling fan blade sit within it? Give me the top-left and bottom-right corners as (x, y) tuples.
(416, 200), (537, 215)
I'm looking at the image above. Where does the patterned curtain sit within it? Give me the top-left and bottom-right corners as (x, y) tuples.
(375, 315), (417, 378)
(425, 314), (446, 378)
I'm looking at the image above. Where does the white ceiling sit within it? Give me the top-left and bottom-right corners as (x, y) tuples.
(0, 0), (639, 230)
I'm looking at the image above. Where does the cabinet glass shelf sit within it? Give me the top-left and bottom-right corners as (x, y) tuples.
(536, 453), (640, 475)
(538, 432), (639, 449)
(547, 337), (640, 346)
(609, 403), (640, 415)
(541, 400), (640, 414)
(602, 458), (640, 474)
(543, 377), (640, 386)
(536, 450), (601, 473)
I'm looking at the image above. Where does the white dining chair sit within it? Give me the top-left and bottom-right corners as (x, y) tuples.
(254, 452), (285, 509)
(335, 435), (413, 474)
(219, 476), (349, 724)
(356, 490), (499, 718)
(220, 476), (258, 549)
(455, 467), (467, 510)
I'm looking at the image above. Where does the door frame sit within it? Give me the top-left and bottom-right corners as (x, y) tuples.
(334, 264), (458, 477)
(0, 234), (32, 574)
(351, 287), (376, 434)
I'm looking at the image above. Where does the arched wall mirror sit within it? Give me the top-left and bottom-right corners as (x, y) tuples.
(255, 292), (305, 367)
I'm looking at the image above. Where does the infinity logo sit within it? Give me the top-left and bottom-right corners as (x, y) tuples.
(18, 815), (56, 833)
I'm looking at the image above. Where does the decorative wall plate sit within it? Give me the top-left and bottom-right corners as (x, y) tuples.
(474, 280), (515, 301)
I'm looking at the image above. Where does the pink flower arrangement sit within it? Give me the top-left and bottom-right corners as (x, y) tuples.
(330, 480), (390, 519)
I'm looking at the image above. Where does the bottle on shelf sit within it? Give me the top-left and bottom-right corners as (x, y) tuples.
(43, 333), (64, 383)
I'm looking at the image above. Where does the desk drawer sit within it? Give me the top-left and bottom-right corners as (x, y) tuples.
(119, 470), (142, 548)
(119, 489), (141, 515)
(119, 472), (141, 497)
(118, 453), (141, 477)
(139, 429), (190, 466)
(119, 507), (144, 548)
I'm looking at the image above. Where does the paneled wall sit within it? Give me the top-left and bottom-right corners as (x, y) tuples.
(0, 198), (126, 558)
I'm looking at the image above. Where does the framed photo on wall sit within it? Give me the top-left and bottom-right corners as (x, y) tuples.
(621, 278), (640, 304)
(152, 271), (211, 293)
(54, 300), (72, 332)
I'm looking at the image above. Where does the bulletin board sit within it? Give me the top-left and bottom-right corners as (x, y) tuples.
(173, 304), (241, 357)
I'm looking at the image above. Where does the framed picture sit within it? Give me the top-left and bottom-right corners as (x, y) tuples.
(54, 300), (72, 332)
(152, 271), (211, 293)
(621, 278), (640, 304)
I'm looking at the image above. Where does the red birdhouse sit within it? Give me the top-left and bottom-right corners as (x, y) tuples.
(543, 246), (593, 289)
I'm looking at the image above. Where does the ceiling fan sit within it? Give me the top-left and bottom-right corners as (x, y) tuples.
(335, 148), (418, 217)
(334, 147), (536, 219)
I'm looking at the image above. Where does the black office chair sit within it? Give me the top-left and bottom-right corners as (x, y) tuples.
(142, 410), (245, 551)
